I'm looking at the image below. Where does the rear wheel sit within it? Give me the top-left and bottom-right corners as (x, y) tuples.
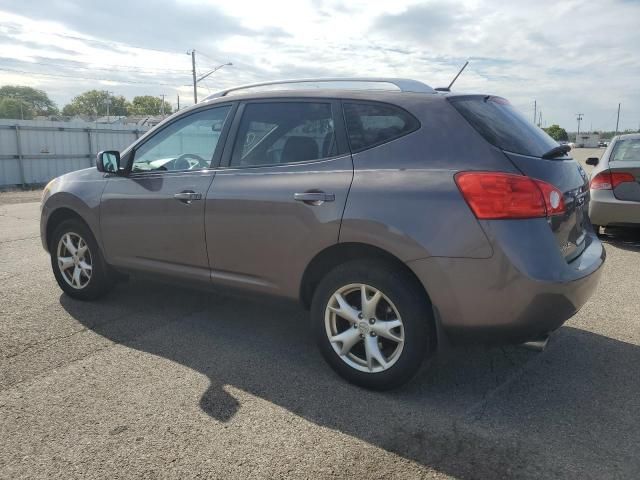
(50, 219), (115, 300)
(312, 259), (434, 390)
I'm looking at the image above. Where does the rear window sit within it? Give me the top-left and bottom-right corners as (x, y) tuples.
(449, 96), (558, 158)
(343, 102), (419, 152)
(611, 138), (640, 162)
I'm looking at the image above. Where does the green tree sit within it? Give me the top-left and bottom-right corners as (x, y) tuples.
(130, 95), (172, 115)
(0, 85), (58, 116)
(0, 97), (34, 119)
(543, 124), (569, 141)
(62, 90), (130, 117)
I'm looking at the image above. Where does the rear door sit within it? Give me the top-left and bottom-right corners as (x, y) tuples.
(449, 95), (590, 261)
(204, 99), (353, 298)
(608, 137), (640, 202)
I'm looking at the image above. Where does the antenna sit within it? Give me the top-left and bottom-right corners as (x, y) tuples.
(448, 60), (469, 90)
(435, 61), (469, 92)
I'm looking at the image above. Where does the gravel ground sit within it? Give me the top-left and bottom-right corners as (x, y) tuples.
(1, 150), (639, 479)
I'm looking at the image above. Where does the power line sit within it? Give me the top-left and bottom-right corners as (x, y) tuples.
(197, 51), (226, 66)
(0, 67), (183, 87)
(0, 59), (190, 75)
(4, 27), (186, 56)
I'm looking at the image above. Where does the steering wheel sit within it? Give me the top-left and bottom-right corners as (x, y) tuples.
(173, 153), (208, 171)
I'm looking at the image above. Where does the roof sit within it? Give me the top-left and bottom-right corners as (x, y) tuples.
(615, 133), (640, 140)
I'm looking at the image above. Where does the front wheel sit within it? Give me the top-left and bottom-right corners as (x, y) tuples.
(50, 219), (115, 300)
(311, 259), (435, 390)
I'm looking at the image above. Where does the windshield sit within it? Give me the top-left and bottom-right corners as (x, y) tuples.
(611, 138), (640, 162)
(449, 95), (559, 158)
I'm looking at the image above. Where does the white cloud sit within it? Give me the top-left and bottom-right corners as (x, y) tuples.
(0, 0), (638, 131)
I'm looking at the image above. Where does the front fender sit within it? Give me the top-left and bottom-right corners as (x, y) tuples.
(40, 169), (108, 253)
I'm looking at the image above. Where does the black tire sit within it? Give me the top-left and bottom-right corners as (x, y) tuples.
(50, 218), (115, 300)
(311, 259), (435, 390)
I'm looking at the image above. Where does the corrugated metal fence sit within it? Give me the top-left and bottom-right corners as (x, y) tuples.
(0, 119), (150, 187)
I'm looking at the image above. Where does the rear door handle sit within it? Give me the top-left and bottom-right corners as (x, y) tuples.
(294, 192), (335, 205)
(174, 191), (202, 204)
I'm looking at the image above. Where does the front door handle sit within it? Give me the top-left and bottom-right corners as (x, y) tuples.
(294, 192), (335, 205)
(174, 191), (202, 204)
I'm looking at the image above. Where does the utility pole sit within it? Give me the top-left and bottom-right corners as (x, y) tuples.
(104, 90), (113, 123)
(615, 103), (621, 136)
(160, 94), (166, 117)
(177, 94), (180, 111)
(533, 100), (537, 124)
(538, 111), (542, 128)
(576, 113), (584, 138)
(189, 49), (198, 104)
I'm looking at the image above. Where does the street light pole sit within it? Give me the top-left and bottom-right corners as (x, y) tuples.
(195, 62), (233, 84)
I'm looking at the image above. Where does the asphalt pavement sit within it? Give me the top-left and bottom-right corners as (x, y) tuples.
(1, 152), (639, 479)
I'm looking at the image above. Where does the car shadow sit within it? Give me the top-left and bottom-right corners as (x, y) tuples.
(60, 282), (640, 479)
(599, 226), (640, 252)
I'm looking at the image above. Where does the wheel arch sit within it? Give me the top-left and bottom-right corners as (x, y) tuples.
(300, 242), (432, 310)
(45, 207), (95, 252)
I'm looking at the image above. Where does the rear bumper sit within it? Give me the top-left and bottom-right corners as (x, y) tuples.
(589, 189), (640, 226)
(407, 222), (605, 344)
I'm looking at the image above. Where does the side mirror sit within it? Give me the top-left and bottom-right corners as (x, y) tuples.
(586, 157), (599, 166)
(97, 150), (120, 173)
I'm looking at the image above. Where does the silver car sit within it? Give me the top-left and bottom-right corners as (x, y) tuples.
(588, 133), (640, 231)
(41, 78), (605, 389)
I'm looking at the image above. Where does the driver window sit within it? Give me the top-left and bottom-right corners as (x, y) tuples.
(132, 106), (231, 173)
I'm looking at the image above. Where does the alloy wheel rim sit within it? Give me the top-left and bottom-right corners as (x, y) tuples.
(56, 232), (92, 290)
(324, 283), (404, 373)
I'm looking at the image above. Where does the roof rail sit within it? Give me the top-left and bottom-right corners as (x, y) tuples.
(203, 77), (435, 101)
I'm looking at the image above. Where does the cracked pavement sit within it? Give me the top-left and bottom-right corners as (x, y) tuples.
(1, 179), (640, 479)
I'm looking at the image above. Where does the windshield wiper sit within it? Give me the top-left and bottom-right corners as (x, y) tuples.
(541, 144), (571, 159)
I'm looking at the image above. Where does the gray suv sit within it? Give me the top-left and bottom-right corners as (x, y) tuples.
(40, 78), (605, 389)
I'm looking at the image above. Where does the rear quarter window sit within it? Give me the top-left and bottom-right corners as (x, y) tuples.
(611, 138), (640, 162)
(343, 102), (419, 152)
(449, 95), (558, 158)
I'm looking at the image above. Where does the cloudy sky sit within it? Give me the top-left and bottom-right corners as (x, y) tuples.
(0, 0), (638, 131)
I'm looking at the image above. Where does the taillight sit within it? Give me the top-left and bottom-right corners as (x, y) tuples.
(455, 171), (566, 220)
(590, 170), (636, 190)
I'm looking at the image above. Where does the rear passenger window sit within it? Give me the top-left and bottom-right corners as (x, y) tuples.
(230, 102), (336, 167)
(343, 102), (419, 152)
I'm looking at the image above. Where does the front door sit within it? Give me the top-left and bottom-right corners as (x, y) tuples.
(205, 100), (353, 298)
(100, 104), (233, 281)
